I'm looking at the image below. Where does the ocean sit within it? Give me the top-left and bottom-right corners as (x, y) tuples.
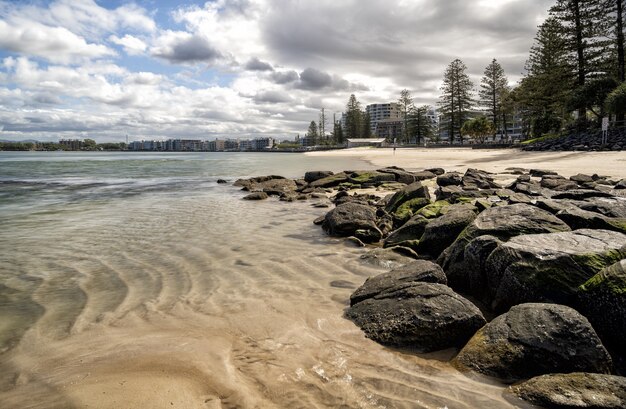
(0, 151), (521, 408)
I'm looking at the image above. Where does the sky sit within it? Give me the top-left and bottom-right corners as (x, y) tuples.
(0, 0), (554, 142)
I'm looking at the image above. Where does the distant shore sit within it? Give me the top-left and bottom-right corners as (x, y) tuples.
(306, 147), (626, 179)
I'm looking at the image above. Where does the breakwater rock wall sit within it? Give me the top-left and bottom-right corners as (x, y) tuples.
(523, 127), (626, 151)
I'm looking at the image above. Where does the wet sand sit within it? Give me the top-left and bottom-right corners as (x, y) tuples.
(307, 147), (626, 179)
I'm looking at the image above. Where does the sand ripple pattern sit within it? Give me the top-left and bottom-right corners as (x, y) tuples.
(0, 186), (522, 408)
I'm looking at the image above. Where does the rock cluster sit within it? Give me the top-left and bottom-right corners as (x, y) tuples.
(523, 128), (625, 151)
(234, 166), (626, 408)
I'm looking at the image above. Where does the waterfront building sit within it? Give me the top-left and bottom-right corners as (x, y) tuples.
(59, 139), (84, 150)
(366, 103), (401, 135)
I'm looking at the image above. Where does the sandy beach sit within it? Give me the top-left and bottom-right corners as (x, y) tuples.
(307, 147), (626, 179)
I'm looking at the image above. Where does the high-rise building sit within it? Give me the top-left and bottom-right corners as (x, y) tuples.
(366, 103), (402, 134)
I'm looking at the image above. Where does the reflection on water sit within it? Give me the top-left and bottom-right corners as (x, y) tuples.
(0, 152), (522, 408)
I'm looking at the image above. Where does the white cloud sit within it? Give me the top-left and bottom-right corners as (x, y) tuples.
(0, 19), (115, 64)
(109, 34), (147, 56)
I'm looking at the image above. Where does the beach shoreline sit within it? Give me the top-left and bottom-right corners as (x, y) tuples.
(306, 147), (626, 179)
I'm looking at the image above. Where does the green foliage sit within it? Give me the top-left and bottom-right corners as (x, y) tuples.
(0, 142), (35, 151)
(398, 89), (414, 144)
(408, 105), (434, 145)
(461, 116), (496, 144)
(520, 133), (561, 145)
(306, 120), (318, 145)
(439, 59), (474, 144)
(605, 81), (626, 115)
(345, 94), (363, 139)
(479, 59), (509, 137)
(333, 120), (344, 144)
(568, 77), (619, 119)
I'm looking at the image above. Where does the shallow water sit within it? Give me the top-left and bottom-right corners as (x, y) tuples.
(0, 152), (524, 408)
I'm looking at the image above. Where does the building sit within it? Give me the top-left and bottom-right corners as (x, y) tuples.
(375, 118), (404, 142)
(366, 103), (401, 135)
(59, 139), (84, 150)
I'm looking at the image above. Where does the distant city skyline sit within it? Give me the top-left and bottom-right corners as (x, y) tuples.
(0, 0), (553, 142)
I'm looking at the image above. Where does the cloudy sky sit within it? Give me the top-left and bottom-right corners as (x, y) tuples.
(0, 0), (553, 142)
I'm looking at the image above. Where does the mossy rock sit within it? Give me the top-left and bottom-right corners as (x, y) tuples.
(578, 260), (626, 359)
(393, 197), (431, 224)
(385, 182), (430, 213)
(485, 229), (626, 312)
(309, 172), (349, 188)
(415, 200), (451, 219)
(349, 171), (396, 185)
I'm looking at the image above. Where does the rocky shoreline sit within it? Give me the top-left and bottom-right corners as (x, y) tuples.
(233, 167), (626, 409)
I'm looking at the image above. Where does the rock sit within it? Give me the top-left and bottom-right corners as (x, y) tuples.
(439, 204), (571, 292)
(377, 167), (418, 184)
(349, 260), (447, 306)
(435, 185), (493, 202)
(578, 260), (626, 359)
(313, 215), (325, 225)
(359, 248), (418, 269)
(504, 167), (526, 175)
(304, 171), (334, 183)
(415, 201), (452, 218)
(453, 303), (613, 383)
(462, 168), (501, 189)
(570, 173), (594, 184)
(485, 229), (626, 312)
(411, 170), (438, 181)
(552, 189), (615, 200)
(216, 179), (228, 184)
(255, 178), (297, 195)
(556, 206), (626, 233)
(348, 171), (396, 186)
(243, 192), (268, 200)
(322, 203), (382, 243)
(416, 207), (478, 259)
(346, 282), (485, 351)
(425, 167), (445, 176)
(309, 172), (349, 188)
(540, 175), (578, 191)
(529, 169), (558, 177)
(507, 373), (626, 409)
(615, 179), (626, 189)
(507, 192), (533, 204)
(465, 235), (503, 299)
(577, 197), (626, 218)
(392, 197), (431, 224)
(437, 172), (463, 187)
(383, 215), (429, 248)
(384, 182), (430, 214)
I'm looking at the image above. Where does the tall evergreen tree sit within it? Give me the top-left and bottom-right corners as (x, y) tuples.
(333, 120), (344, 144)
(550, 0), (607, 121)
(516, 17), (573, 136)
(398, 89), (414, 143)
(408, 105), (434, 145)
(362, 112), (372, 138)
(306, 120), (318, 145)
(345, 94), (362, 139)
(439, 59), (474, 144)
(479, 59), (509, 139)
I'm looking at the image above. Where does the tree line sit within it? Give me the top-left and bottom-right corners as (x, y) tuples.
(305, 0), (626, 145)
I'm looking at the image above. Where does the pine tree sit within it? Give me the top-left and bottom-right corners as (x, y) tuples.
(516, 17), (573, 136)
(479, 59), (509, 139)
(345, 94), (362, 139)
(550, 0), (607, 122)
(333, 120), (344, 144)
(408, 105), (434, 145)
(438, 59), (474, 144)
(398, 89), (414, 143)
(362, 112), (372, 138)
(306, 120), (318, 145)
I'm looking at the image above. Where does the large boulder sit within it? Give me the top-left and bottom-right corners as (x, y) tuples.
(243, 192), (268, 200)
(578, 259), (626, 359)
(437, 172), (462, 187)
(348, 171), (396, 186)
(346, 282), (485, 351)
(359, 248), (418, 269)
(507, 373), (626, 409)
(377, 167), (419, 184)
(234, 175), (285, 189)
(540, 175), (578, 191)
(322, 203), (381, 243)
(555, 206), (626, 234)
(391, 197), (431, 224)
(385, 182), (430, 213)
(453, 303), (613, 383)
(485, 229), (626, 312)
(257, 178), (298, 195)
(309, 172), (349, 188)
(438, 204), (571, 291)
(304, 171), (334, 183)
(349, 260), (447, 306)
(462, 168), (501, 189)
(416, 207), (477, 258)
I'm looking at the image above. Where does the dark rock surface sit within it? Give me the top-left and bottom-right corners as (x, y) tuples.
(384, 182), (430, 214)
(453, 303), (613, 383)
(416, 207), (477, 258)
(322, 202), (381, 243)
(578, 259), (626, 360)
(383, 215), (429, 248)
(485, 229), (626, 312)
(349, 260), (447, 306)
(437, 172), (462, 186)
(304, 170), (334, 183)
(309, 172), (349, 188)
(346, 282), (485, 351)
(522, 128), (625, 152)
(243, 192), (269, 200)
(507, 373), (626, 409)
(438, 204), (571, 291)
